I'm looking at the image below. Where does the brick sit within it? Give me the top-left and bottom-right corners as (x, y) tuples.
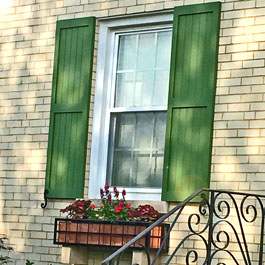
(228, 121), (249, 129)
(238, 129), (260, 137)
(223, 113), (244, 120)
(232, 51), (253, 61)
(234, 1), (255, 9)
(145, 3), (163, 11)
(247, 42), (259, 50)
(246, 7), (265, 17)
(230, 86), (251, 94)
(241, 94), (263, 102)
(40, 254), (57, 262)
(67, 5), (83, 13)
(250, 103), (265, 110)
(50, 7), (66, 15)
(253, 67), (265, 76)
(244, 111), (255, 120)
(109, 7), (126, 15)
(242, 77), (263, 85)
(219, 95), (241, 103)
(237, 147), (259, 155)
(254, 51), (265, 59)
(251, 182), (265, 190)
(227, 43), (248, 53)
(64, 0), (81, 6)
(243, 59), (264, 68)
(257, 0), (265, 7)
(215, 147), (237, 155)
(246, 25), (265, 35)
(118, 0), (136, 7)
(248, 138), (265, 146)
(225, 138), (247, 146)
(127, 5), (145, 13)
(250, 120), (265, 128)
(219, 78), (241, 87)
(221, 61), (242, 70)
(217, 70), (231, 79)
(226, 155), (248, 164)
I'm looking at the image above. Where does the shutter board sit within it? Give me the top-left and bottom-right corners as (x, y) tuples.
(46, 17), (95, 199)
(162, 3), (221, 202)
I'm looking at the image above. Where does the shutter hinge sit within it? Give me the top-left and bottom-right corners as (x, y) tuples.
(41, 189), (49, 209)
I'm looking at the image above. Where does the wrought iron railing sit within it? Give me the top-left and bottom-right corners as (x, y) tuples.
(102, 189), (265, 265)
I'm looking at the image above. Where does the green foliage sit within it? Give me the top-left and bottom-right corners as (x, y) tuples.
(60, 186), (160, 222)
(97, 186), (132, 221)
(25, 260), (34, 265)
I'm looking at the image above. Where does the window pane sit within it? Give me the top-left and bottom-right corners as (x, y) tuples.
(137, 33), (156, 70)
(109, 112), (166, 188)
(115, 72), (135, 107)
(153, 70), (170, 106)
(134, 71), (154, 107)
(117, 35), (137, 71)
(156, 31), (172, 69)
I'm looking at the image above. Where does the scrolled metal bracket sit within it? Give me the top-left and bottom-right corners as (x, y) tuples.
(41, 189), (49, 209)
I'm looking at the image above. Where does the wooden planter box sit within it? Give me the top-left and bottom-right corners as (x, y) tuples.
(54, 218), (169, 251)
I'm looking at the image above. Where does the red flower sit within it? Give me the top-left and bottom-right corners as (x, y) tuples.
(91, 204), (96, 209)
(122, 189), (126, 196)
(100, 188), (104, 198)
(126, 203), (131, 209)
(104, 185), (109, 191)
(107, 194), (112, 202)
(115, 205), (123, 213)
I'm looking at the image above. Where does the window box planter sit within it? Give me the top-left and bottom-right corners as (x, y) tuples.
(54, 218), (169, 251)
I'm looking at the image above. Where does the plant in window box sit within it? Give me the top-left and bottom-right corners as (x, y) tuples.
(54, 186), (169, 251)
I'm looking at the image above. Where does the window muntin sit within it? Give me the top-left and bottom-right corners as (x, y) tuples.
(107, 29), (172, 188)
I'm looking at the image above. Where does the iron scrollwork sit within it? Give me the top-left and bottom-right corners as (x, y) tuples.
(41, 189), (49, 209)
(102, 189), (265, 265)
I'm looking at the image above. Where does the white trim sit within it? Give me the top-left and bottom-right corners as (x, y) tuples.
(89, 13), (173, 200)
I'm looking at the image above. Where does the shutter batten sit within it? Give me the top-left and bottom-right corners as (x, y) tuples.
(162, 3), (221, 201)
(45, 17), (95, 199)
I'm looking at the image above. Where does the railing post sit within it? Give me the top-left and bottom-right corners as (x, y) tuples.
(206, 190), (214, 265)
(259, 207), (265, 265)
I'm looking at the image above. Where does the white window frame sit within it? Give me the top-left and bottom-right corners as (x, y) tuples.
(89, 12), (173, 201)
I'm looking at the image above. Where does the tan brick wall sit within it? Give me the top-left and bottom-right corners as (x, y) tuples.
(0, 0), (265, 264)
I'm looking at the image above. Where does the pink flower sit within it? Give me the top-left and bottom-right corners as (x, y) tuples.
(100, 188), (104, 197)
(122, 189), (126, 196)
(104, 185), (109, 191)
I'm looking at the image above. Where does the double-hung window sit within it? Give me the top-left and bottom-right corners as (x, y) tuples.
(107, 30), (172, 188)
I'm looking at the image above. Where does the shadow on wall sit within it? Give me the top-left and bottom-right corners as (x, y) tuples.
(0, 1), (64, 264)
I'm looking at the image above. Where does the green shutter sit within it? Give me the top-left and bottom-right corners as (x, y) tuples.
(45, 17), (95, 199)
(162, 3), (221, 201)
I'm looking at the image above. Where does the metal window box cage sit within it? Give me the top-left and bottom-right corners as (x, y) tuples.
(54, 218), (169, 252)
